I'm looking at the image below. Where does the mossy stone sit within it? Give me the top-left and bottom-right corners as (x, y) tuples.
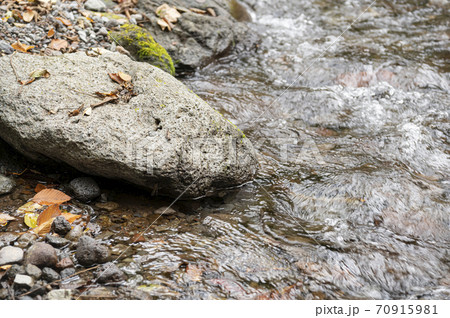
(109, 24), (175, 76)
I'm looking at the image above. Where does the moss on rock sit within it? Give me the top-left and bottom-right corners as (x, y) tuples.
(109, 24), (175, 76)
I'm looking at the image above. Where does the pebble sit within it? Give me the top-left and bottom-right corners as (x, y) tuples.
(75, 236), (110, 266)
(14, 274), (34, 289)
(0, 40), (13, 54)
(69, 177), (101, 202)
(84, 0), (107, 12)
(25, 242), (58, 268)
(25, 263), (42, 280)
(47, 289), (73, 300)
(0, 174), (15, 195)
(0, 233), (19, 248)
(97, 26), (109, 37)
(95, 262), (126, 283)
(16, 232), (38, 248)
(0, 246), (24, 266)
(154, 206), (177, 215)
(95, 201), (119, 212)
(42, 267), (60, 282)
(60, 267), (76, 279)
(78, 30), (88, 43)
(65, 224), (84, 241)
(52, 216), (72, 236)
(46, 234), (70, 248)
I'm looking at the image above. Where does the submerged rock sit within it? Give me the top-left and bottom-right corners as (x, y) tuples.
(0, 50), (257, 198)
(95, 262), (127, 283)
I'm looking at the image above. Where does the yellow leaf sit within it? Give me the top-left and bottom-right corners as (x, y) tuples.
(11, 41), (34, 53)
(16, 201), (43, 214)
(29, 69), (50, 79)
(24, 213), (39, 229)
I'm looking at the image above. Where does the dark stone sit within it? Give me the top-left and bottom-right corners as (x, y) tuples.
(60, 267), (76, 279)
(52, 216), (72, 236)
(69, 177), (101, 202)
(42, 267), (60, 282)
(25, 242), (58, 268)
(95, 262), (127, 283)
(45, 234), (70, 248)
(75, 236), (110, 266)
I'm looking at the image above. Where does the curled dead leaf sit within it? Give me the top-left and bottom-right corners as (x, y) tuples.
(55, 17), (72, 26)
(62, 212), (82, 223)
(33, 217), (55, 235)
(206, 8), (216, 17)
(29, 69), (50, 79)
(48, 38), (69, 51)
(108, 72), (131, 84)
(156, 4), (181, 31)
(47, 28), (55, 37)
(32, 188), (71, 205)
(11, 41), (34, 53)
(23, 9), (36, 23)
(0, 213), (15, 226)
(190, 8), (207, 14)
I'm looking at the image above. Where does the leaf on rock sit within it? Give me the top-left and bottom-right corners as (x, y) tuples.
(82, 106), (92, 116)
(108, 72), (131, 84)
(55, 17), (72, 26)
(156, 4), (181, 31)
(32, 188), (71, 205)
(206, 8), (216, 17)
(11, 41), (34, 53)
(118, 72), (131, 82)
(29, 69), (50, 79)
(190, 8), (207, 14)
(47, 28), (55, 38)
(48, 38), (69, 51)
(0, 213), (15, 226)
(18, 78), (35, 86)
(61, 212), (82, 224)
(24, 212), (39, 228)
(37, 204), (61, 226)
(23, 9), (36, 23)
(17, 201), (43, 214)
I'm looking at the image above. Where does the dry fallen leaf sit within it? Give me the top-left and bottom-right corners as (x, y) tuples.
(55, 17), (72, 26)
(156, 4), (181, 31)
(11, 41), (34, 53)
(32, 188), (71, 205)
(190, 8), (207, 14)
(48, 38), (69, 51)
(82, 106), (92, 116)
(17, 201), (43, 214)
(18, 78), (35, 86)
(33, 217), (55, 235)
(0, 213), (15, 226)
(206, 8), (216, 17)
(157, 18), (172, 31)
(61, 212), (82, 223)
(37, 204), (61, 226)
(29, 69), (50, 79)
(108, 72), (131, 84)
(35, 184), (47, 193)
(24, 212), (39, 228)
(47, 28), (55, 38)
(118, 71), (131, 82)
(23, 9), (36, 23)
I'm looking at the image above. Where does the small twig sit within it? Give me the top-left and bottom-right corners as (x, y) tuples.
(18, 265), (100, 298)
(90, 96), (118, 109)
(9, 51), (20, 83)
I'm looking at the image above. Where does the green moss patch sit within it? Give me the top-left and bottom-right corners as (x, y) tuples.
(109, 24), (175, 76)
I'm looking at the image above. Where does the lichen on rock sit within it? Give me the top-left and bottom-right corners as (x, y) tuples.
(109, 23), (175, 75)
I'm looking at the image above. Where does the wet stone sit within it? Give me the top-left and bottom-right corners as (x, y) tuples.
(60, 267), (76, 279)
(45, 234), (70, 248)
(0, 174), (15, 195)
(75, 235), (110, 266)
(95, 262), (126, 283)
(25, 242), (58, 268)
(0, 246), (24, 266)
(16, 232), (38, 248)
(65, 224), (83, 241)
(52, 216), (72, 236)
(0, 233), (19, 248)
(25, 263), (42, 280)
(42, 267), (60, 282)
(69, 177), (101, 202)
(47, 289), (73, 300)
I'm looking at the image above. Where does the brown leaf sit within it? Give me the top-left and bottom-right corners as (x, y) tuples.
(47, 28), (55, 38)
(11, 41), (34, 53)
(23, 9), (36, 23)
(48, 38), (69, 51)
(61, 212), (82, 223)
(108, 72), (123, 84)
(35, 183), (47, 193)
(118, 72), (131, 82)
(190, 8), (207, 14)
(55, 17), (72, 26)
(37, 204), (61, 226)
(206, 8), (216, 17)
(32, 188), (71, 205)
(33, 217), (55, 236)
(18, 78), (35, 85)
(95, 91), (118, 98)
(130, 233), (146, 243)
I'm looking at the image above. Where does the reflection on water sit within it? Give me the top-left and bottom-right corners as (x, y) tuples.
(116, 0), (449, 299)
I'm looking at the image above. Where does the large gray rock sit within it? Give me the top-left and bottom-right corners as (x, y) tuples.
(0, 246), (24, 265)
(138, 0), (255, 70)
(0, 50), (257, 198)
(75, 236), (110, 266)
